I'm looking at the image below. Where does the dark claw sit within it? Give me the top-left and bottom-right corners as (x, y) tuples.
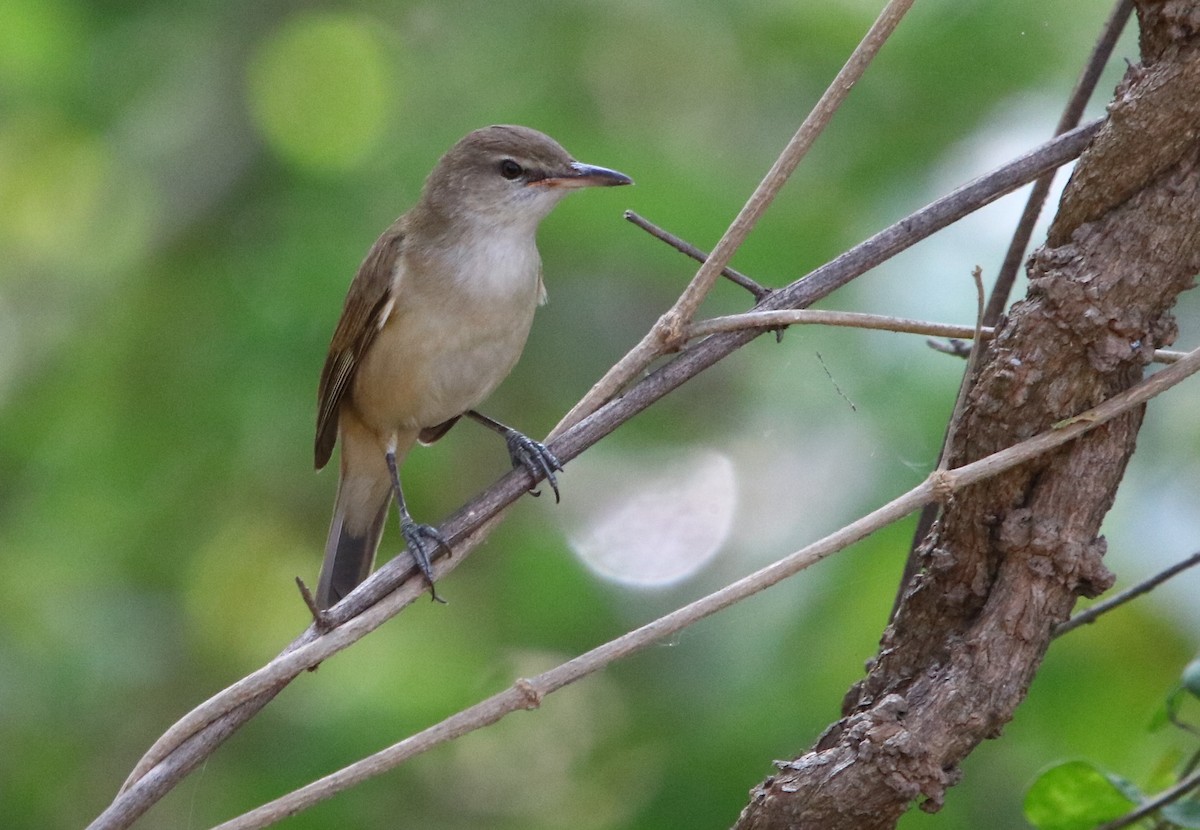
(400, 519), (451, 603)
(503, 431), (563, 503)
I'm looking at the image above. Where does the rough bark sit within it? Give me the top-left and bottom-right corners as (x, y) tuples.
(734, 3), (1200, 828)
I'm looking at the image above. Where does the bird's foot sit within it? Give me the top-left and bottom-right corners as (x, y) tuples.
(400, 519), (452, 603)
(503, 430), (563, 503)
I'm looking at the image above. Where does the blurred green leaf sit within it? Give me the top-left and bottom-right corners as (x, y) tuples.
(1162, 799), (1200, 828)
(246, 11), (394, 172)
(1024, 761), (1137, 830)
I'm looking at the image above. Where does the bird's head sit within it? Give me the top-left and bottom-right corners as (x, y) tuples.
(418, 125), (632, 233)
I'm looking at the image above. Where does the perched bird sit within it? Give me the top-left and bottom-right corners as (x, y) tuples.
(314, 125), (632, 609)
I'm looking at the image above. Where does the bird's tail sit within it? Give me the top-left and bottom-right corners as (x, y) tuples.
(316, 414), (402, 610)
(316, 484), (390, 610)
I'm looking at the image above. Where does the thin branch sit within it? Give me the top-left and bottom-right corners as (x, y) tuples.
(624, 210), (771, 301)
(687, 309), (1185, 365)
(210, 346), (1200, 829)
(982, 0), (1134, 325)
(553, 0), (917, 437)
(1053, 549), (1200, 637)
(1152, 348), (1188, 364)
(1093, 768), (1200, 830)
(661, 0), (915, 332)
(688, 309), (985, 340)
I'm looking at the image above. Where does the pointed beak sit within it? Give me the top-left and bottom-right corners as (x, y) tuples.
(540, 161), (633, 189)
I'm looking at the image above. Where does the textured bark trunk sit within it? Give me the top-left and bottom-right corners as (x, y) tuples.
(735, 3), (1200, 827)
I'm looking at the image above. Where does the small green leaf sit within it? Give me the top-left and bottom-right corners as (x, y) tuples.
(1024, 761), (1137, 830)
(1162, 799), (1200, 828)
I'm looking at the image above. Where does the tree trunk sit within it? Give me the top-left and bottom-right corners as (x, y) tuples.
(735, 2), (1200, 827)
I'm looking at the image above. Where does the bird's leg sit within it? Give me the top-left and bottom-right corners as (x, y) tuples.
(464, 410), (562, 503)
(385, 449), (450, 603)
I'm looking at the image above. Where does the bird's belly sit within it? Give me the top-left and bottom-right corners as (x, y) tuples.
(351, 295), (536, 433)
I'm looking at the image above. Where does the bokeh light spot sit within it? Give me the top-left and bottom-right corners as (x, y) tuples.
(246, 12), (394, 172)
(565, 449), (737, 588)
(0, 119), (154, 278)
(0, 0), (84, 91)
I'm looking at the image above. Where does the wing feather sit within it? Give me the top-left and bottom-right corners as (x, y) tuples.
(314, 222), (405, 469)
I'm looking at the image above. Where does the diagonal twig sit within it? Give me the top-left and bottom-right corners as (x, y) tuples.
(939, 266), (986, 473)
(624, 210), (772, 301)
(1094, 767), (1200, 830)
(1054, 549), (1200, 637)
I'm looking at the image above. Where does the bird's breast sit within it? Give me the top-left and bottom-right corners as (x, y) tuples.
(350, 232), (543, 432)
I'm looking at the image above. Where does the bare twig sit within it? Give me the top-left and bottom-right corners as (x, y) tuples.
(982, 0), (1135, 325)
(554, 0), (917, 437)
(1152, 348), (1188, 364)
(689, 310), (986, 340)
(1054, 549), (1200, 637)
(294, 577), (331, 633)
(1093, 767), (1200, 830)
(210, 346), (1200, 829)
(688, 309), (1185, 366)
(624, 211), (771, 301)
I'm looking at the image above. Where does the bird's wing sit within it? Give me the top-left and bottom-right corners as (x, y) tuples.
(314, 223), (404, 470)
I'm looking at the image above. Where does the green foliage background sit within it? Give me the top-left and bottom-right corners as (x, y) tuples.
(2, 1), (1198, 828)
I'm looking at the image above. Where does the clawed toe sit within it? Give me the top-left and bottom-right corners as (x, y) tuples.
(400, 520), (451, 603)
(504, 432), (563, 503)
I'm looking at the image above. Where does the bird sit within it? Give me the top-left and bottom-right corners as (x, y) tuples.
(314, 125), (632, 610)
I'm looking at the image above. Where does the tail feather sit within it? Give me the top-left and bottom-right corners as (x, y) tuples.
(316, 409), (402, 610)
(316, 489), (389, 609)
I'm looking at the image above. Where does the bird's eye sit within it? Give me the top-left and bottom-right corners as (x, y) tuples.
(499, 159), (523, 180)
